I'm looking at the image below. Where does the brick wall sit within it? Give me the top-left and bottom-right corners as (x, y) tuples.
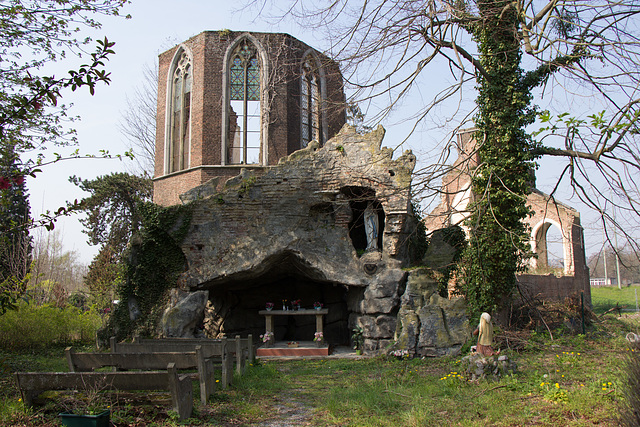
(153, 31), (346, 206)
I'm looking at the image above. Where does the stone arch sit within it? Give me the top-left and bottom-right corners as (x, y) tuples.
(530, 218), (572, 274)
(220, 33), (270, 166)
(163, 44), (193, 174)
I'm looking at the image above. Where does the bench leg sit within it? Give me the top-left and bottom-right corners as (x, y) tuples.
(168, 363), (193, 421)
(247, 334), (255, 365)
(235, 335), (243, 375)
(222, 353), (232, 389)
(196, 347), (215, 405)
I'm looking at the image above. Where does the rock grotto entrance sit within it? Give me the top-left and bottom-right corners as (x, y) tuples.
(203, 251), (357, 345)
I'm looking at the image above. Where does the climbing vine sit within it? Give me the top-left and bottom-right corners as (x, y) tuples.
(458, 1), (537, 320)
(99, 201), (192, 343)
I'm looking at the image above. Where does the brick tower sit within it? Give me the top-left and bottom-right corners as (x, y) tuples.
(153, 31), (346, 206)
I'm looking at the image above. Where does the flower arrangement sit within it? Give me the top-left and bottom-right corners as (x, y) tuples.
(291, 299), (301, 310)
(282, 299), (288, 310)
(265, 302), (274, 310)
(313, 302), (323, 309)
(313, 332), (324, 342)
(260, 331), (274, 342)
(390, 349), (409, 359)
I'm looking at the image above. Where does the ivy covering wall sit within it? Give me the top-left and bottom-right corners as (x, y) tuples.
(98, 202), (192, 343)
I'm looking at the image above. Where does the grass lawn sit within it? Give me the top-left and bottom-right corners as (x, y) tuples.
(1, 316), (638, 426)
(591, 285), (640, 314)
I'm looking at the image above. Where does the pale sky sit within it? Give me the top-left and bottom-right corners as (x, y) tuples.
(26, 0), (623, 265)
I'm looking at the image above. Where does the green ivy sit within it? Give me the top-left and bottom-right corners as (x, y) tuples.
(98, 202), (192, 343)
(458, 1), (536, 320)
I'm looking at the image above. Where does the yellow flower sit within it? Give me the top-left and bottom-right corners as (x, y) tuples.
(608, 382), (612, 385)
(602, 387), (607, 391)
(540, 382), (545, 387)
(555, 383), (560, 388)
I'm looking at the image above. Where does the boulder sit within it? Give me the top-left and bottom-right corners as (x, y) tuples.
(161, 289), (209, 338)
(395, 268), (469, 357)
(459, 353), (517, 380)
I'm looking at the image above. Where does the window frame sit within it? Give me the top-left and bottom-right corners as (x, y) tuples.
(221, 35), (268, 166)
(300, 51), (328, 148)
(164, 47), (192, 174)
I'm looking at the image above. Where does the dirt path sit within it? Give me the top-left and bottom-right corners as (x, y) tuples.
(255, 388), (316, 426)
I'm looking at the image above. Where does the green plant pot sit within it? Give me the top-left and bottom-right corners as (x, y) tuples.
(59, 410), (110, 427)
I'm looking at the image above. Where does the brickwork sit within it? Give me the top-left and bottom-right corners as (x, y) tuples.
(424, 129), (591, 304)
(153, 31), (346, 206)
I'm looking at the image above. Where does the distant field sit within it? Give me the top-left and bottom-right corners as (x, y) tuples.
(591, 284), (640, 314)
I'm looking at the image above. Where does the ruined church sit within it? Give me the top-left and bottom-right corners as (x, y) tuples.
(151, 30), (588, 355)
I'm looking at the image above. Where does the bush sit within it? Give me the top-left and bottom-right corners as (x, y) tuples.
(0, 301), (101, 349)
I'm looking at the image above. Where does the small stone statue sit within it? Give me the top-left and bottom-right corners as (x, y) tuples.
(364, 202), (379, 251)
(472, 312), (499, 356)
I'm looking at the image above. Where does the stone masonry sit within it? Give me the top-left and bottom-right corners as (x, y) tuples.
(178, 125), (417, 352)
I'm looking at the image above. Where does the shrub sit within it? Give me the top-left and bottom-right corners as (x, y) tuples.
(0, 301), (101, 349)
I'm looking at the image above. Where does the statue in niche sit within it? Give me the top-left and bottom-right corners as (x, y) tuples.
(364, 201), (379, 252)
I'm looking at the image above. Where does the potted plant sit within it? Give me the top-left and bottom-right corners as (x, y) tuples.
(59, 386), (111, 427)
(265, 302), (274, 311)
(59, 410), (110, 427)
(313, 302), (323, 310)
(291, 299), (301, 310)
(352, 326), (364, 355)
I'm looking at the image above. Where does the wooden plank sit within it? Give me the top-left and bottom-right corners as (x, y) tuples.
(114, 341), (225, 358)
(68, 351), (200, 371)
(15, 371), (171, 392)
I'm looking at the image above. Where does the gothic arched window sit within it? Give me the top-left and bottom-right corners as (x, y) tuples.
(301, 56), (322, 148)
(167, 50), (191, 173)
(228, 40), (261, 164)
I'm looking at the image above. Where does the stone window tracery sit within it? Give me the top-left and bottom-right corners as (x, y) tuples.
(228, 39), (261, 164)
(301, 56), (322, 148)
(168, 50), (191, 173)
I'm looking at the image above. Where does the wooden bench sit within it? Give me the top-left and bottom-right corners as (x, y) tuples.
(133, 335), (256, 372)
(110, 337), (234, 387)
(65, 345), (215, 404)
(15, 363), (193, 420)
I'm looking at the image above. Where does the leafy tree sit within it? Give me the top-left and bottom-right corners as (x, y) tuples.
(28, 229), (87, 306)
(0, 0), (128, 312)
(0, 0), (129, 230)
(72, 173), (153, 252)
(73, 172), (152, 307)
(250, 0), (640, 317)
(0, 148), (31, 313)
